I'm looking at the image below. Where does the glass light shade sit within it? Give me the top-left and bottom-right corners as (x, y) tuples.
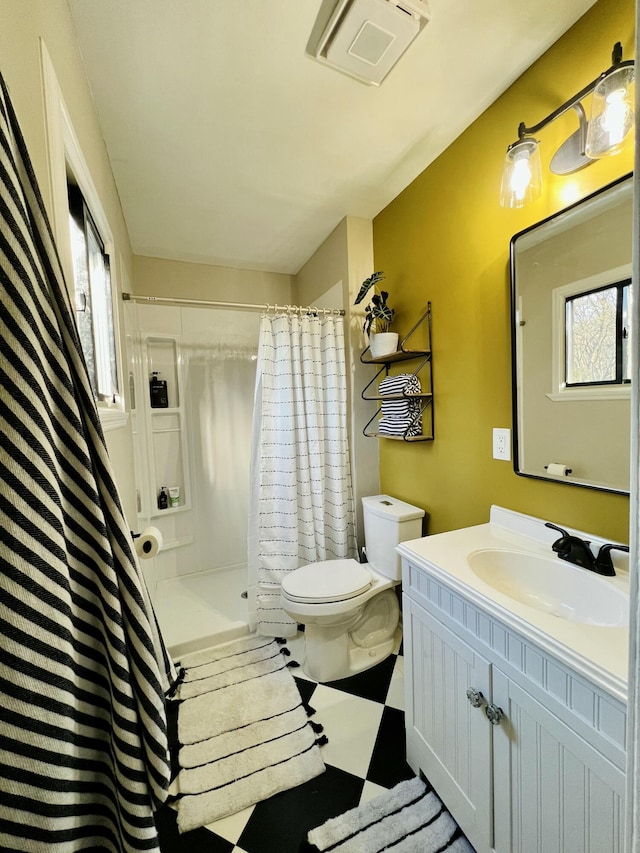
(499, 138), (542, 208)
(585, 65), (635, 158)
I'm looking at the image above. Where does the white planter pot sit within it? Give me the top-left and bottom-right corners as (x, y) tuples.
(369, 332), (399, 359)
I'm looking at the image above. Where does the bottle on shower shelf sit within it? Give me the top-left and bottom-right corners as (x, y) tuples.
(149, 371), (168, 408)
(157, 486), (169, 511)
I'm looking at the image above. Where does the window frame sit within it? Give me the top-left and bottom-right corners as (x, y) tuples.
(548, 263), (632, 403)
(564, 278), (631, 389)
(40, 39), (127, 430)
(68, 185), (120, 401)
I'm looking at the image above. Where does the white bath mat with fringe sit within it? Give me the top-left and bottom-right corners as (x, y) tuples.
(170, 635), (326, 833)
(304, 776), (475, 853)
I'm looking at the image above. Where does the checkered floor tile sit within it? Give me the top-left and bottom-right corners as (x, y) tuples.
(156, 636), (413, 853)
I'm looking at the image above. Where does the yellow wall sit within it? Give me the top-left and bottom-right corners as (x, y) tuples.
(373, 0), (634, 541)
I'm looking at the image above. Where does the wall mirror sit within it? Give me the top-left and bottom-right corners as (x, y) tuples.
(510, 173), (632, 494)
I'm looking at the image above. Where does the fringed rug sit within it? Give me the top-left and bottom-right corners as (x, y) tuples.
(168, 635), (327, 833)
(304, 776), (475, 853)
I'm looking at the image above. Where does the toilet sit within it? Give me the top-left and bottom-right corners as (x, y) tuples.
(281, 495), (425, 682)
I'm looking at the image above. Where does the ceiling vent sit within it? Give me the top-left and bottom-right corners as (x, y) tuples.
(306, 0), (431, 86)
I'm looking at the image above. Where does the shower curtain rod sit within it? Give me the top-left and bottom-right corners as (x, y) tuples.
(122, 292), (345, 316)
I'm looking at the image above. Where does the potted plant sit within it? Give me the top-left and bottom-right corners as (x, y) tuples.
(354, 271), (398, 358)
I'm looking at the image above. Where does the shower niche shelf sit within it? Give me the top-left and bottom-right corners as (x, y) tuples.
(141, 335), (191, 517)
(150, 504), (189, 519)
(360, 302), (433, 442)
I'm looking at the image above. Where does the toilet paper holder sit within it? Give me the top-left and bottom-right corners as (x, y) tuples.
(130, 526), (163, 558)
(131, 530), (153, 557)
(544, 463), (573, 476)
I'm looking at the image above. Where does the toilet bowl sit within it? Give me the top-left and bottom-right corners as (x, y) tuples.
(281, 558), (400, 682)
(280, 495), (425, 682)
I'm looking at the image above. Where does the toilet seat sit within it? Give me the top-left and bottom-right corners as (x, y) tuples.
(282, 559), (372, 604)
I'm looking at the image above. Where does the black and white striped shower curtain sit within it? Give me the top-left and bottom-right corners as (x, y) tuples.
(0, 74), (175, 850)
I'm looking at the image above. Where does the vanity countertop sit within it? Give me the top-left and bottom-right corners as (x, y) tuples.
(398, 508), (630, 703)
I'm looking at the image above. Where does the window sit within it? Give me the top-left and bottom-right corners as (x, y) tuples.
(41, 41), (127, 430)
(565, 279), (631, 387)
(548, 265), (632, 403)
(68, 183), (119, 401)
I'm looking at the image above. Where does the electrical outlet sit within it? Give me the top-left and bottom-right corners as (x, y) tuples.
(493, 428), (511, 461)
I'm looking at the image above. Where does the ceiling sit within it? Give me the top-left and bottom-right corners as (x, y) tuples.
(67, 0), (598, 275)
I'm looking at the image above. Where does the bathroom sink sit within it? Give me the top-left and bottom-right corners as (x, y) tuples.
(467, 549), (628, 627)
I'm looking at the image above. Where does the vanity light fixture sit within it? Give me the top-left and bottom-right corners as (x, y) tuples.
(499, 42), (635, 208)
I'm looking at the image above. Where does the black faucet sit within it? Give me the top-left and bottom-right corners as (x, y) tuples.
(544, 523), (629, 577)
(593, 542), (630, 577)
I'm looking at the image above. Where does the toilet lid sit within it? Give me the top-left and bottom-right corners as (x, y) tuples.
(282, 559), (372, 603)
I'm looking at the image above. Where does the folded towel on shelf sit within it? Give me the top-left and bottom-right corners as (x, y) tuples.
(378, 373), (422, 437)
(378, 414), (422, 438)
(380, 398), (421, 418)
(378, 373), (421, 397)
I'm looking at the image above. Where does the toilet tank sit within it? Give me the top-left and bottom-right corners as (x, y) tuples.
(362, 495), (425, 581)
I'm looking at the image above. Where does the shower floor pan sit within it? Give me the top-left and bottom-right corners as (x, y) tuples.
(155, 564), (249, 659)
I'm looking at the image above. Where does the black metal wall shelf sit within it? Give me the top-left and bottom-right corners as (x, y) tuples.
(360, 302), (434, 442)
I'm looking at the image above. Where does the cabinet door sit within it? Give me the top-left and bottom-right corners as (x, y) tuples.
(403, 596), (492, 852)
(492, 668), (625, 853)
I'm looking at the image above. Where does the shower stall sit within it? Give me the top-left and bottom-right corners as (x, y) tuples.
(125, 299), (260, 655)
(123, 279), (372, 658)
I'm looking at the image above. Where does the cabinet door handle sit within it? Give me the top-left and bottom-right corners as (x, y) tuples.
(485, 703), (504, 726)
(466, 688), (485, 708)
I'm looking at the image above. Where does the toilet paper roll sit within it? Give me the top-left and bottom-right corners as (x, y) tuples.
(134, 526), (163, 559)
(545, 463), (572, 477)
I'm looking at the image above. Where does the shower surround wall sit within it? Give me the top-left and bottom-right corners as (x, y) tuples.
(127, 301), (261, 653)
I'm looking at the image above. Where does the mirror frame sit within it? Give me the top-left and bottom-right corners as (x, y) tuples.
(510, 171), (633, 495)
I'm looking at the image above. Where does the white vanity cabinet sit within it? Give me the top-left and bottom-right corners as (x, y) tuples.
(402, 556), (627, 853)
(403, 596), (493, 846)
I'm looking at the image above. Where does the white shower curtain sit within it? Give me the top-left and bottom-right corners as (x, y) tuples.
(248, 312), (357, 637)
